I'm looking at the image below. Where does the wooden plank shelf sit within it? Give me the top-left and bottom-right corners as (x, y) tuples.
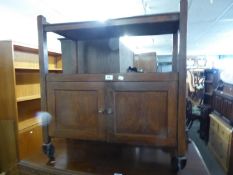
(18, 117), (40, 133)
(15, 67), (62, 71)
(44, 13), (180, 40)
(17, 95), (41, 102)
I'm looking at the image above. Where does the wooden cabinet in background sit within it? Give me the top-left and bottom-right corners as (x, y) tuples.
(108, 81), (177, 146)
(208, 113), (232, 173)
(0, 40), (62, 168)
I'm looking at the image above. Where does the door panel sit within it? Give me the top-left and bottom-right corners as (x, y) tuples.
(108, 81), (177, 146)
(47, 82), (105, 140)
(46, 74), (178, 147)
(115, 91), (167, 136)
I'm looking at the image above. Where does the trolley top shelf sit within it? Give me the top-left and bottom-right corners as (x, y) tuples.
(42, 12), (180, 40)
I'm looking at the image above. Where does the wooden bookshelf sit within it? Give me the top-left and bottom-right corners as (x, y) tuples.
(0, 40), (62, 167)
(18, 117), (40, 132)
(15, 67), (62, 71)
(16, 95), (41, 102)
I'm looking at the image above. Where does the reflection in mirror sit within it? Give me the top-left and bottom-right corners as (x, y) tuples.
(120, 34), (173, 73)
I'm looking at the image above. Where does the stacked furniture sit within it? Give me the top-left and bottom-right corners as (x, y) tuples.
(0, 40), (62, 174)
(208, 83), (233, 174)
(37, 0), (188, 172)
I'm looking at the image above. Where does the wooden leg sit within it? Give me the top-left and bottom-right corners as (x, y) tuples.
(171, 155), (187, 172)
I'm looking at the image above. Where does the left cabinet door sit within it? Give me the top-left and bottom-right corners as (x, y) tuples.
(47, 81), (106, 141)
(18, 125), (43, 159)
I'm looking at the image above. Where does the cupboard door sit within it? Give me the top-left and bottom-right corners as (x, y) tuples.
(18, 125), (43, 159)
(47, 82), (105, 140)
(107, 81), (178, 146)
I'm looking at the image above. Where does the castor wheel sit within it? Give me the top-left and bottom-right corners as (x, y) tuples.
(171, 156), (187, 172)
(42, 142), (55, 165)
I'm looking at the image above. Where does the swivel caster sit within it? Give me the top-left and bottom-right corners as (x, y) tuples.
(42, 142), (55, 165)
(171, 156), (187, 172)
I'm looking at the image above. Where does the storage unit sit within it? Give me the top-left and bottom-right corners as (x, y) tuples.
(37, 0), (187, 171)
(208, 113), (232, 172)
(0, 40), (62, 170)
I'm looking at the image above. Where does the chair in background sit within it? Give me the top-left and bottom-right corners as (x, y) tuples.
(186, 98), (202, 130)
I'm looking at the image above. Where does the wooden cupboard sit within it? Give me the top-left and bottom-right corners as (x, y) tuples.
(37, 0), (187, 171)
(47, 74), (178, 146)
(0, 40), (62, 173)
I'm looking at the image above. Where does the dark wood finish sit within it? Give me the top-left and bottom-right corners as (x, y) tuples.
(107, 81), (177, 146)
(47, 74), (178, 147)
(199, 105), (212, 143)
(18, 139), (210, 175)
(60, 39), (78, 74)
(47, 72), (178, 82)
(60, 38), (133, 74)
(47, 82), (106, 140)
(37, 15), (50, 144)
(177, 0), (188, 156)
(37, 0), (188, 166)
(77, 38), (120, 73)
(134, 52), (157, 72)
(223, 83), (233, 96)
(212, 90), (233, 123)
(172, 32), (178, 72)
(44, 13), (180, 40)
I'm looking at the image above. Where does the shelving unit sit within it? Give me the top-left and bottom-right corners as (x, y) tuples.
(0, 40), (62, 170)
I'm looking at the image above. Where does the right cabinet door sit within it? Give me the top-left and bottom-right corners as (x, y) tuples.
(107, 81), (178, 146)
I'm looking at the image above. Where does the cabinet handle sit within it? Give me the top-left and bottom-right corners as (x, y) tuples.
(98, 108), (104, 113)
(98, 108), (113, 115)
(106, 108), (113, 115)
